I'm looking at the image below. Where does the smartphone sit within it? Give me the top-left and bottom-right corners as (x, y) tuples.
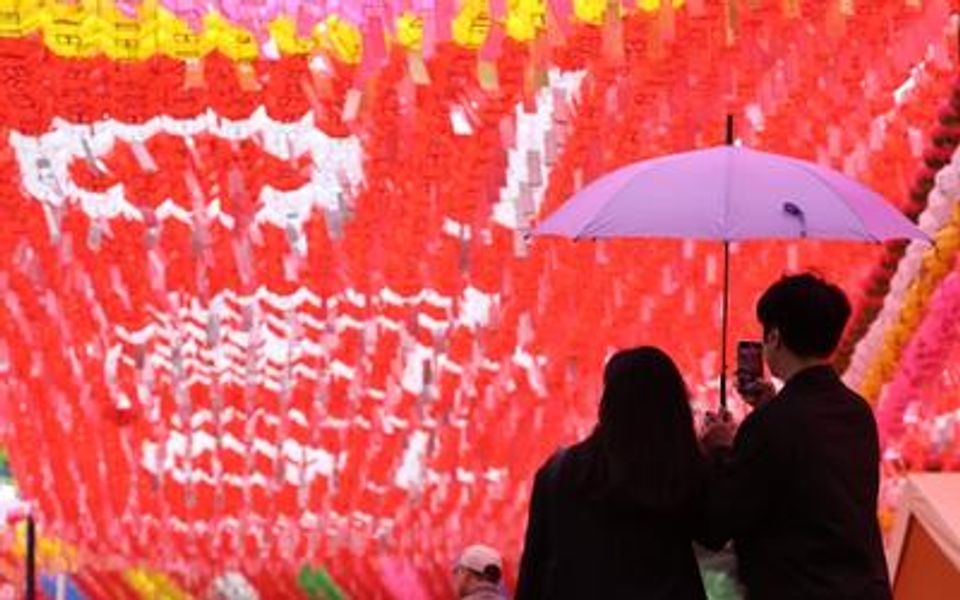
(736, 340), (764, 386)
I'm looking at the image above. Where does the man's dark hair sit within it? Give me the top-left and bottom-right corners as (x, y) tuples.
(756, 273), (851, 358)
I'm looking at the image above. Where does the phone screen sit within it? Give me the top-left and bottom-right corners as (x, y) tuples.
(736, 341), (764, 384)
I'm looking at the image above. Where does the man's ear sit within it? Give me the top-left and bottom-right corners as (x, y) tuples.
(765, 327), (781, 348)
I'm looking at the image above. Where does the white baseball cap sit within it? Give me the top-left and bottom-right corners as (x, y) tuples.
(456, 544), (503, 576)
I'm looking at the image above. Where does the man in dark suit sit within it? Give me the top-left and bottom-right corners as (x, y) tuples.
(701, 273), (892, 599)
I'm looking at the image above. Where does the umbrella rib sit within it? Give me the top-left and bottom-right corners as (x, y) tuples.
(576, 160), (674, 239)
(573, 175), (637, 240)
(789, 161), (882, 243)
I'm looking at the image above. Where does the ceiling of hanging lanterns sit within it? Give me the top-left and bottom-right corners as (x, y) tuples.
(0, 0), (959, 597)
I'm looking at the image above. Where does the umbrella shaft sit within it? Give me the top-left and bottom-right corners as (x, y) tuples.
(721, 114), (732, 409)
(720, 241), (730, 410)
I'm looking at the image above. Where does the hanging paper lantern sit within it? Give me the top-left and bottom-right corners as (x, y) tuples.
(209, 571), (260, 600)
(0, 1), (956, 597)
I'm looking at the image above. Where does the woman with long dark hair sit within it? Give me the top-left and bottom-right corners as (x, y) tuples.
(516, 346), (707, 599)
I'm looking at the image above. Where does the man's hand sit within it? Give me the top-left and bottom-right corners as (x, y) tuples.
(701, 410), (737, 452)
(735, 375), (776, 409)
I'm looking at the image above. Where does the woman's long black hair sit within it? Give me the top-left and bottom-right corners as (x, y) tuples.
(571, 346), (705, 512)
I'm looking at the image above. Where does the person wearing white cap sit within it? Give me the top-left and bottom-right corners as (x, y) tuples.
(453, 544), (508, 599)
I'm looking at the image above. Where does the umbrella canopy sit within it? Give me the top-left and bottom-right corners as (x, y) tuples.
(535, 145), (930, 244)
(534, 142), (930, 407)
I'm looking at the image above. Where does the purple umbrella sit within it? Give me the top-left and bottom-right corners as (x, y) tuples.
(534, 119), (930, 407)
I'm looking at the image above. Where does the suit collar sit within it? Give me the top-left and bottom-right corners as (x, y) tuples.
(782, 364), (839, 393)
